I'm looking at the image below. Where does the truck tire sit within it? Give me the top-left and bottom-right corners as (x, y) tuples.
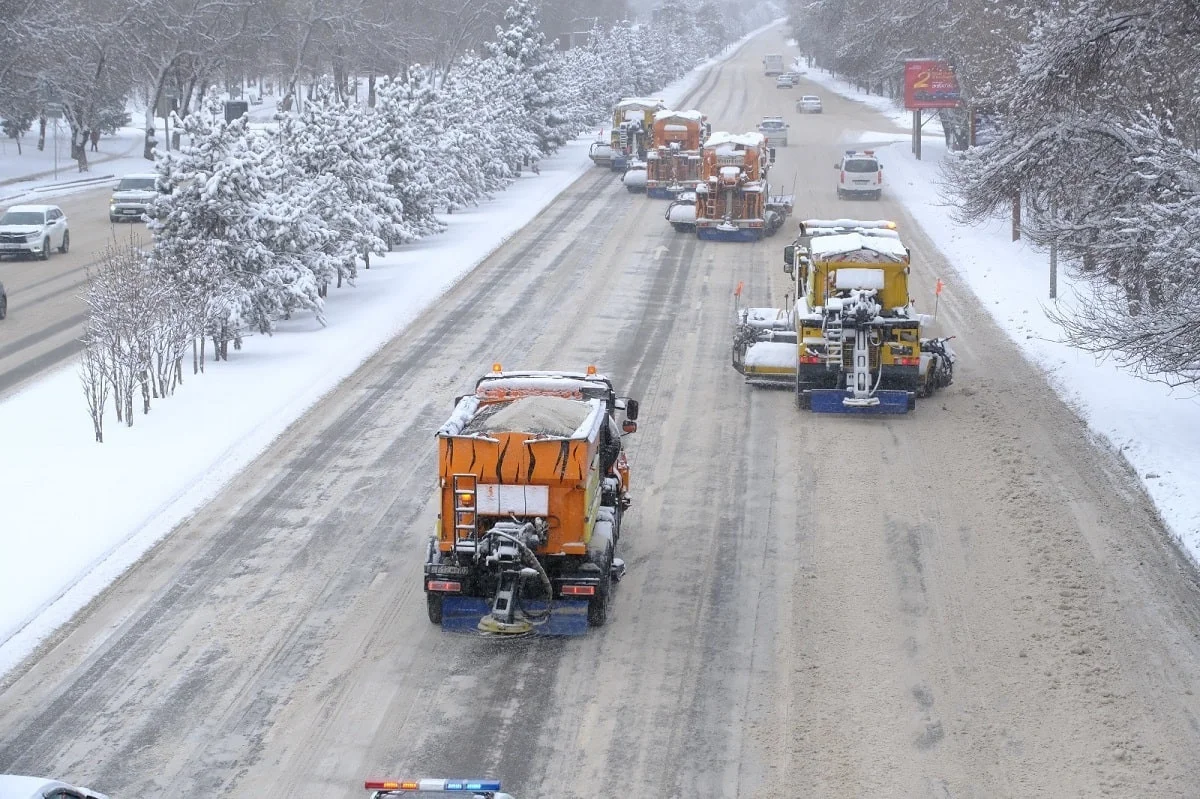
(426, 593), (443, 624)
(587, 544), (613, 627)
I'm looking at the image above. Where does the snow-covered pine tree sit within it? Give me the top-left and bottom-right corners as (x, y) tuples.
(438, 56), (512, 205)
(486, 0), (569, 157)
(277, 82), (405, 280)
(150, 89), (332, 346)
(375, 73), (446, 241)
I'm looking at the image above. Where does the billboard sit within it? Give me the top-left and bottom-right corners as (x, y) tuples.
(904, 60), (961, 109)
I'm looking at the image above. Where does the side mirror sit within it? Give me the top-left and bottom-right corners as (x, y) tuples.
(625, 398), (639, 421)
(453, 394), (465, 410)
(769, 147), (776, 163)
(622, 420), (638, 434)
(783, 244), (795, 266)
(783, 261), (794, 276)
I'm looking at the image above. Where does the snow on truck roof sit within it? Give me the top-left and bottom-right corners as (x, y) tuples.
(654, 109), (704, 122)
(807, 232), (909, 261)
(616, 98), (665, 110)
(704, 131), (765, 148)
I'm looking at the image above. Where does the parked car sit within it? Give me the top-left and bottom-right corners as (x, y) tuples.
(835, 150), (883, 200)
(0, 204), (70, 260)
(0, 279), (7, 320)
(109, 173), (159, 222)
(796, 95), (823, 114)
(775, 74), (795, 89)
(0, 774), (109, 799)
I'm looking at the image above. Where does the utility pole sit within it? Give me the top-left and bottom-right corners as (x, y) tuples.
(1049, 196), (1058, 299)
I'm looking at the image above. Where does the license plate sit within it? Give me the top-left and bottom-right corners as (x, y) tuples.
(122, 209), (139, 215)
(0, 243), (23, 250)
(853, 180), (869, 185)
(428, 565), (470, 576)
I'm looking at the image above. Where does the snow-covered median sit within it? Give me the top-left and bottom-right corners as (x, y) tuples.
(0, 19), (784, 677)
(798, 61), (1200, 563)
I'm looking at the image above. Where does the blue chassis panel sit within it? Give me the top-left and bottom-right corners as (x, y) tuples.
(647, 187), (683, 199)
(807, 389), (913, 414)
(610, 156), (629, 171)
(441, 595), (591, 636)
(697, 226), (763, 242)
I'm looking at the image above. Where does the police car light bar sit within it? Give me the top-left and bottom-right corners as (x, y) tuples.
(365, 779), (503, 793)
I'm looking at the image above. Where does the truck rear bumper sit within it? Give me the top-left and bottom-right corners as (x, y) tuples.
(440, 595), (591, 636)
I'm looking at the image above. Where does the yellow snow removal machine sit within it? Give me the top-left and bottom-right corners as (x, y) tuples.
(731, 219), (956, 413)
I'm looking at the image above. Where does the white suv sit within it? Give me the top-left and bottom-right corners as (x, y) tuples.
(835, 150), (883, 200)
(0, 204), (70, 259)
(109, 173), (159, 222)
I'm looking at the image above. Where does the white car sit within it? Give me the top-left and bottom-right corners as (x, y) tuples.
(797, 95), (823, 113)
(0, 774), (109, 799)
(756, 116), (789, 147)
(835, 150), (884, 200)
(0, 204), (70, 260)
(775, 74), (795, 89)
(109, 173), (159, 222)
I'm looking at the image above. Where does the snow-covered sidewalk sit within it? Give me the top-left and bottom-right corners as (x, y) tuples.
(0, 20), (784, 677)
(799, 60), (1200, 563)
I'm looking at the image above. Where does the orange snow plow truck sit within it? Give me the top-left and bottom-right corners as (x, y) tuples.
(424, 366), (640, 636)
(645, 109), (707, 199)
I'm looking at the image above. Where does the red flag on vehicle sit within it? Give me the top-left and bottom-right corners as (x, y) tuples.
(734, 281), (744, 297)
(935, 278), (944, 296)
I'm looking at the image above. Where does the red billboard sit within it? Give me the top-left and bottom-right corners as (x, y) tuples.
(904, 60), (961, 109)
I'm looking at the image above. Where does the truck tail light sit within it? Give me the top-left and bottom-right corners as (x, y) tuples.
(427, 580), (461, 592)
(561, 584), (595, 596)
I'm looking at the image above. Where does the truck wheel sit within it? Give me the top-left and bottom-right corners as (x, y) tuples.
(587, 546), (613, 627)
(426, 593), (443, 624)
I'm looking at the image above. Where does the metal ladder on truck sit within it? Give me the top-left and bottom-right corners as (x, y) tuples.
(452, 474), (478, 551)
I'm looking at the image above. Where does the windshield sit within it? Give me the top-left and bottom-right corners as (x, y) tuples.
(0, 211), (44, 225)
(802, 96), (820, 102)
(843, 159), (878, 173)
(117, 177), (156, 191)
(760, 121), (784, 129)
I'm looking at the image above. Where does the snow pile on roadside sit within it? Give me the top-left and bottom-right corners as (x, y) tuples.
(807, 69), (1200, 562)
(0, 19), (784, 678)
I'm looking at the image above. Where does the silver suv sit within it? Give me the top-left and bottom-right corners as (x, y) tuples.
(109, 173), (159, 222)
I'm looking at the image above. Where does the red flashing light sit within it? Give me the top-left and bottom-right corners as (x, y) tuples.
(365, 782), (402, 791)
(896, 357), (920, 366)
(799, 355), (821, 364)
(427, 580), (462, 592)
(562, 584), (596, 597)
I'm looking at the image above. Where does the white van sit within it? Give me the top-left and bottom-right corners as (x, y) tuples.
(835, 150), (883, 200)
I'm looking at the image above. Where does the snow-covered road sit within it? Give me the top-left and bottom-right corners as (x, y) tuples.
(3, 25), (1200, 799)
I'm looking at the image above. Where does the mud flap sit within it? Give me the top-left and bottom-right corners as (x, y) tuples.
(439, 596), (591, 636)
(807, 389), (913, 414)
